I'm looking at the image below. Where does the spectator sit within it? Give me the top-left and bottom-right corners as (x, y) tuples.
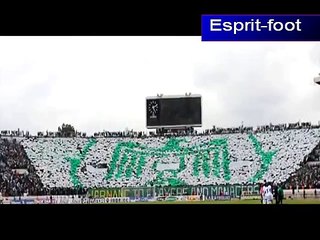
(273, 183), (279, 204)
(278, 186), (284, 204)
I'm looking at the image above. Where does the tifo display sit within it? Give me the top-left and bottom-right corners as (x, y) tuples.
(1, 123), (320, 204)
(20, 129), (320, 188)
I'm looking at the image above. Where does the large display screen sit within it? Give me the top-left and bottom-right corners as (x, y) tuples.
(146, 95), (202, 128)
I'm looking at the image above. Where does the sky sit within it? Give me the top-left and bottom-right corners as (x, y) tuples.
(0, 36), (320, 135)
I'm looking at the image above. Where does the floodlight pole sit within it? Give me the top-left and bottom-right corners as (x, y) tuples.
(314, 73), (320, 85)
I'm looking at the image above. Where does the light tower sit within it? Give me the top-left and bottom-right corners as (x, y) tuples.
(314, 73), (320, 85)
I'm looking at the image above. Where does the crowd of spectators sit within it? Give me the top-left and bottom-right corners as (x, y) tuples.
(0, 138), (87, 196)
(21, 128), (320, 189)
(0, 121), (320, 196)
(283, 140), (320, 189)
(0, 138), (44, 196)
(284, 160), (320, 189)
(1, 121), (319, 139)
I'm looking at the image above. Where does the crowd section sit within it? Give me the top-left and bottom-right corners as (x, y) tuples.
(0, 138), (44, 196)
(284, 164), (320, 189)
(283, 139), (320, 189)
(20, 129), (320, 188)
(0, 124), (320, 196)
(0, 139), (87, 196)
(1, 121), (318, 138)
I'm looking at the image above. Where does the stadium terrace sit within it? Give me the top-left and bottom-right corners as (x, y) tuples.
(0, 121), (320, 204)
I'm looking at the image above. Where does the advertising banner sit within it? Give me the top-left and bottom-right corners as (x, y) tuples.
(82, 197), (130, 204)
(186, 195), (200, 201)
(130, 196), (155, 202)
(10, 199), (35, 204)
(165, 196), (178, 201)
(214, 195), (232, 201)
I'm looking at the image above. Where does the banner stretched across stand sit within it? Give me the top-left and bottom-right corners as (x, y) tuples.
(89, 184), (260, 199)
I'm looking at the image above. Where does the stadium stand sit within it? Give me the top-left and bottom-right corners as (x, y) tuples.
(0, 138), (87, 196)
(283, 140), (320, 189)
(0, 138), (44, 196)
(1, 125), (320, 196)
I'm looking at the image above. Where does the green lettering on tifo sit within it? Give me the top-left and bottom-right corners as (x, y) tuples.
(64, 138), (97, 188)
(64, 134), (278, 187)
(101, 135), (278, 185)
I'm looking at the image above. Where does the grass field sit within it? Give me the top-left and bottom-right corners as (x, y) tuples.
(120, 199), (320, 204)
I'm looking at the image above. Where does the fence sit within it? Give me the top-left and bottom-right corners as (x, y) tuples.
(284, 189), (320, 199)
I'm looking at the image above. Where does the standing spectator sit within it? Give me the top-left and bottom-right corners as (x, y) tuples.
(260, 183), (264, 204)
(273, 183), (279, 204)
(278, 186), (284, 204)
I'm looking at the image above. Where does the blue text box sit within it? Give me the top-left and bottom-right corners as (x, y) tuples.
(202, 15), (320, 41)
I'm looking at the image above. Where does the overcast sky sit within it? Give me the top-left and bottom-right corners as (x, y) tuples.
(0, 37), (320, 135)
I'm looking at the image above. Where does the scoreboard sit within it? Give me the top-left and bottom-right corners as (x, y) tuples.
(146, 95), (202, 128)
